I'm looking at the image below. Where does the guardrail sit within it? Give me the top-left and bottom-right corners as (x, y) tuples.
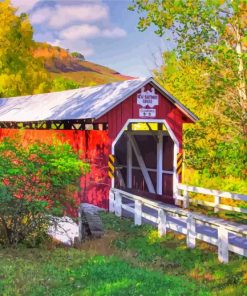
(109, 188), (247, 263)
(177, 184), (247, 213)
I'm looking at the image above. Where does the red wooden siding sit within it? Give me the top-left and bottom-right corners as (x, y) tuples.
(0, 129), (111, 209)
(97, 83), (192, 150)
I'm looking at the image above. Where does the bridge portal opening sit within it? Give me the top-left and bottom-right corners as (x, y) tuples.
(113, 122), (176, 204)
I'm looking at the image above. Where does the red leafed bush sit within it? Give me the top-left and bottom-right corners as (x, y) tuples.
(0, 136), (90, 246)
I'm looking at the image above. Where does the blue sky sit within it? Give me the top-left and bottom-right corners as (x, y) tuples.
(12, 0), (172, 77)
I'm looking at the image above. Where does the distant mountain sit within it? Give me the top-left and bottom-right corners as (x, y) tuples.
(34, 43), (134, 86)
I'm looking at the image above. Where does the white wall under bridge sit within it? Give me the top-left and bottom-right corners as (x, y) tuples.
(111, 119), (179, 204)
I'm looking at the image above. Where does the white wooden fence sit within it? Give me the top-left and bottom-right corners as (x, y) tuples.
(177, 184), (247, 213)
(109, 188), (247, 263)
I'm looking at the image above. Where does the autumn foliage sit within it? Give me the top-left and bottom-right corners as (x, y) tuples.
(0, 137), (90, 245)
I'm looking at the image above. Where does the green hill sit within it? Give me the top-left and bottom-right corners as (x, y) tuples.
(34, 43), (134, 86)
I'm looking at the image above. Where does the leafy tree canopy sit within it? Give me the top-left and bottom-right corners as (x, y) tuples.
(0, 0), (50, 98)
(130, 0), (247, 179)
(51, 77), (81, 92)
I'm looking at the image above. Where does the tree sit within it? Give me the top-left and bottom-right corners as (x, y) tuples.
(0, 0), (50, 98)
(154, 52), (246, 178)
(0, 136), (90, 246)
(51, 77), (80, 92)
(130, 0), (247, 178)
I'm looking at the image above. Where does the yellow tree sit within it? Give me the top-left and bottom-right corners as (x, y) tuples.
(0, 0), (50, 98)
(131, 0), (247, 179)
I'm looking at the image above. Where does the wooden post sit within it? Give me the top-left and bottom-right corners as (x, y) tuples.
(127, 137), (132, 188)
(214, 195), (220, 213)
(158, 209), (167, 237)
(218, 226), (229, 263)
(183, 189), (189, 209)
(134, 200), (142, 225)
(109, 190), (115, 213)
(173, 143), (179, 204)
(115, 192), (122, 217)
(187, 213), (196, 248)
(157, 132), (163, 195)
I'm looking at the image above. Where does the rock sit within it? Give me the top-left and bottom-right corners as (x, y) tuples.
(80, 203), (106, 215)
(48, 216), (79, 246)
(48, 204), (105, 245)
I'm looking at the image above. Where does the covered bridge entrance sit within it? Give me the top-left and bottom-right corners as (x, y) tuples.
(113, 121), (176, 204)
(0, 77), (197, 208)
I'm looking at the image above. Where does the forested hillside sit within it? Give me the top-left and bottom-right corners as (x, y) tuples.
(34, 43), (133, 86)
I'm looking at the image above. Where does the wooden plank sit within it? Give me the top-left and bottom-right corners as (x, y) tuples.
(157, 131), (163, 195)
(135, 200), (142, 225)
(187, 214), (196, 248)
(127, 137), (132, 188)
(218, 226), (229, 263)
(113, 189), (247, 234)
(158, 209), (167, 236)
(115, 191), (122, 217)
(122, 204), (135, 213)
(178, 183), (247, 201)
(142, 212), (159, 223)
(109, 190), (115, 213)
(196, 233), (218, 246)
(190, 199), (247, 214)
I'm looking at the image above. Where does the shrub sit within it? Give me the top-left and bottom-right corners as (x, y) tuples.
(0, 137), (90, 246)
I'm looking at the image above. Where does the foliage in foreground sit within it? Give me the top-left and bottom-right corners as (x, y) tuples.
(0, 248), (208, 296)
(0, 213), (246, 295)
(0, 137), (90, 246)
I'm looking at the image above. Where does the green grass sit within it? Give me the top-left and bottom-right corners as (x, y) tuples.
(0, 212), (246, 295)
(0, 248), (208, 296)
(101, 213), (247, 296)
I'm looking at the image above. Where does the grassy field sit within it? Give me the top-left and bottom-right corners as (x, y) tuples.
(0, 212), (246, 296)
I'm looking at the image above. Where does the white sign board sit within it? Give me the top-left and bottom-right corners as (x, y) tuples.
(137, 87), (159, 108)
(137, 87), (159, 118)
(139, 108), (156, 118)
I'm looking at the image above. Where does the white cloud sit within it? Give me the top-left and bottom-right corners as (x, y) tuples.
(59, 24), (126, 41)
(102, 27), (127, 38)
(22, 1), (127, 58)
(48, 4), (109, 29)
(11, 0), (40, 13)
(60, 25), (100, 40)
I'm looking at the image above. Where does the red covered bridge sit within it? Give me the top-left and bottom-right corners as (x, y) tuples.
(0, 77), (197, 209)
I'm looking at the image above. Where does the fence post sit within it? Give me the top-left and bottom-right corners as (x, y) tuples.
(218, 226), (229, 263)
(187, 213), (196, 248)
(109, 190), (115, 213)
(214, 195), (220, 213)
(158, 209), (167, 237)
(183, 189), (189, 209)
(134, 200), (142, 225)
(115, 192), (122, 217)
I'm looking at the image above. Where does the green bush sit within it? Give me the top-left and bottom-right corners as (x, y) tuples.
(0, 137), (90, 246)
(51, 77), (80, 92)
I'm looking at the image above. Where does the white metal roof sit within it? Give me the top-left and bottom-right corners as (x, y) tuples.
(0, 77), (198, 122)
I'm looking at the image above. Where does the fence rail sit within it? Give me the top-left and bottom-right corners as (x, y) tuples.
(177, 184), (247, 214)
(109, 188), (247, 263)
